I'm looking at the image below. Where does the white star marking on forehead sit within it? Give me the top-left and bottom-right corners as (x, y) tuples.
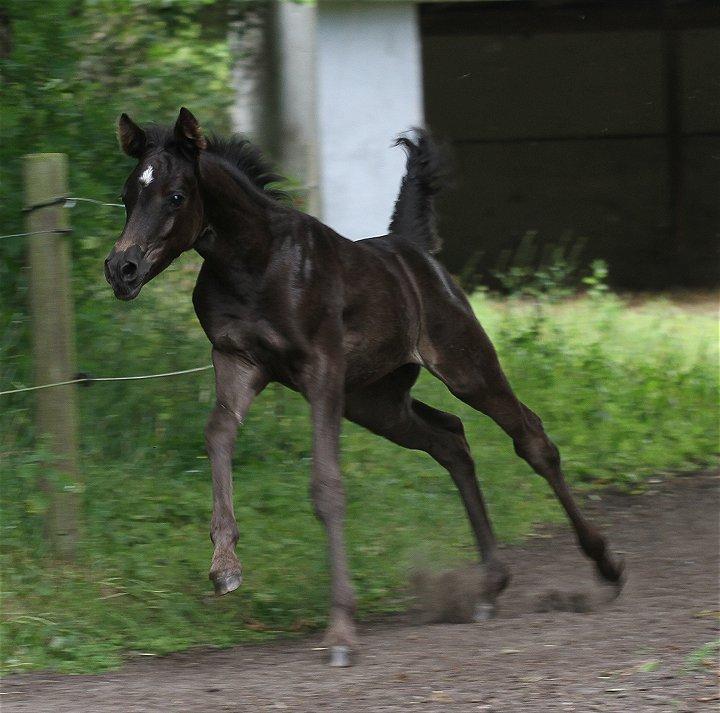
(139, 165), (154, 187)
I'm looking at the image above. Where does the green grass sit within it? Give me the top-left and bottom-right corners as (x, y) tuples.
(682, 639), (720, 672)
(1, 290), (718, 674)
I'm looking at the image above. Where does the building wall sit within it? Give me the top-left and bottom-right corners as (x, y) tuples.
(421, 1), (720, 288)
(316, 2), (424, 239)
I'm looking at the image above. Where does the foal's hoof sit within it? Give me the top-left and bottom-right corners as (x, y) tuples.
(328, 645), (352, 668)
(597, 554), (626, 597)
(473, 602), (496, 622)
(210, 569), (243, 596)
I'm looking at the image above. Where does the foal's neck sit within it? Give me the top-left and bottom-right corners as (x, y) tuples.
(194, 154), (282, 274)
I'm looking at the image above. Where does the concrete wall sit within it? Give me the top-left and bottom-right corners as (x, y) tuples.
(316, 2), (424, 239)
(274, 2), (320, 217)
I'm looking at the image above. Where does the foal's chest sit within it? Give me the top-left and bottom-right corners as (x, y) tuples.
(194, 272), (293, 367)
(203, 309), (290, 362)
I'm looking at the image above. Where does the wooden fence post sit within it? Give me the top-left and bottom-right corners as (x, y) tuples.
(23, 153), (81, 561)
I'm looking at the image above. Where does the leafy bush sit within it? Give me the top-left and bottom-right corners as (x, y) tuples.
(1, 288), (717, 674)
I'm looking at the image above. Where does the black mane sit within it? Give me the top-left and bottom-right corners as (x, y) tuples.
(206, 134), (287, 202)
(142, 124), (287, 202)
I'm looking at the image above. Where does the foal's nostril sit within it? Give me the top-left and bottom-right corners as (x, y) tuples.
(120, 260), (138, 281)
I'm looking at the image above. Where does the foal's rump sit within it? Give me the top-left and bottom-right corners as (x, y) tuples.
(376, 239), (508, 399)
(337, 233), (491, 392)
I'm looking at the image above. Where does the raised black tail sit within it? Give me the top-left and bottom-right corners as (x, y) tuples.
(388, 128), (445, 254)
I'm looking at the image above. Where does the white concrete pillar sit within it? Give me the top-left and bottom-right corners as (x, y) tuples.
(228, 4), (276, 149)
(315, 2), (424, 239)
(274, 2), (320, 217)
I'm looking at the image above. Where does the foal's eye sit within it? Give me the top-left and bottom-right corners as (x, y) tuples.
(169, 193), (184, 207)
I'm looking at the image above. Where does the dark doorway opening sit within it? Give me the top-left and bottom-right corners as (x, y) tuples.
(421, 1), (720, 289)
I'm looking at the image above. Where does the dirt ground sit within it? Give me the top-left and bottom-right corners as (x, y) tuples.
(2, 470), (718, 712)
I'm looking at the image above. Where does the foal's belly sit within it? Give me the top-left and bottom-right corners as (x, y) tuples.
(342, 319), (417, 391)
(340, 284), (420, 390)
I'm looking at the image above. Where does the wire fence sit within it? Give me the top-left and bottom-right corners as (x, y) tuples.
(0, 228), (73, 241)
(1, 194), (214, 397)
(0, 366), (215, 397)
(0, 195), (124, 241)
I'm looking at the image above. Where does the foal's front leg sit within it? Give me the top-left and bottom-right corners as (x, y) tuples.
(305, 357), (357, 667)
(205, 349), (268, 595)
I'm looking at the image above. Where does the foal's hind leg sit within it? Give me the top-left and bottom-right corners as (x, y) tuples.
(345, 366), (510, 615)
(425, 327), (624, 589)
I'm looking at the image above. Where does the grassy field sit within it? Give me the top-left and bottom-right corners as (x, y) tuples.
(1, 288), (717, 674)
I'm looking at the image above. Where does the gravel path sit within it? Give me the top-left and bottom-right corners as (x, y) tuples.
(3, 470), (718, 712)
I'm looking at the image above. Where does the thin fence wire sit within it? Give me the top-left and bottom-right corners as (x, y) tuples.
(0, 365), (214, 397)
(1, 192), (214, 397)
(0, 229), (72, 241)
(65, 196), (124, 209)
(0, 195), (124, 240)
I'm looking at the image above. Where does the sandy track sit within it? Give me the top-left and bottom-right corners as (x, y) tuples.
(3, 471), (718, 712)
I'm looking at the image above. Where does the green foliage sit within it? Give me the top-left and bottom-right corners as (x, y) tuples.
(1, 0), (234, 443)
(582, 259), (610, 298)
(1, 292), (717, 674)
(0, 0), (233, 312)
(459, 229), (591, 296)
(682, 639), (720, 673)
(492, 230), (590, 300)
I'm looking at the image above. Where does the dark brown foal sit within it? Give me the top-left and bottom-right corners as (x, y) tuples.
(105, 109), (624, 668)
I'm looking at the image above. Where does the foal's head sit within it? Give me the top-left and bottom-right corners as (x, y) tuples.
(105, 107), (206, 300)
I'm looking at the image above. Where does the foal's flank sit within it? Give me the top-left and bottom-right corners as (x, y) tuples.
(105, 108), (624, 668)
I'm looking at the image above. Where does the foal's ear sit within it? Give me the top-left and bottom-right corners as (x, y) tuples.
(174, 107), (207, 155)
(117, 113), (146, 159)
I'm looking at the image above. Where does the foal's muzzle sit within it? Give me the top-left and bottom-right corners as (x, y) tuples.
(104, 245), (150, 301)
